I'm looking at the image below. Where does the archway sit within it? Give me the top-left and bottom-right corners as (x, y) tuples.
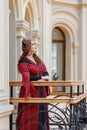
(52, 10), (79, 92)
(52, 27), (66, 91)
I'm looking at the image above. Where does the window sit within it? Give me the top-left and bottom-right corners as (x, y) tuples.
(52, 27), (65, 91)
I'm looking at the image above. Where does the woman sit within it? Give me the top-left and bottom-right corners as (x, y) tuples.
(17, 39), (50, 130)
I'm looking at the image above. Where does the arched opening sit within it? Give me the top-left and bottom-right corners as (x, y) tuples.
(9, 0), (16, 80)
(52, 27), (66, 91)
(24, 2), (34, 25)
(24, 2), (33, 38)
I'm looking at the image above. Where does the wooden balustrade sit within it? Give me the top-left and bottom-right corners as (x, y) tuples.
(10, 92), (87, 104)
(9, 80), (84, 87)
(10, 80), (87, 130)
(9, 80), (86, 104)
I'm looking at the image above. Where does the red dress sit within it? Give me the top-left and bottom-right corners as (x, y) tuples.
(17, 58), (50, 130)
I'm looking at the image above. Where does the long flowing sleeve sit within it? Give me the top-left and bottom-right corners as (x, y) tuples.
(19, 63), (31, 98)
(40, 63), (50, 96)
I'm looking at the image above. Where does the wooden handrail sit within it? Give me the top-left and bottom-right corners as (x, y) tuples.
(9, 80), (85, 87)
(9, 80), (86, 104)
(10, 92), (87, 104)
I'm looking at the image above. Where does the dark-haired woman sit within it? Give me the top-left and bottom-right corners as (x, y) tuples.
(17, 39), (50, 130)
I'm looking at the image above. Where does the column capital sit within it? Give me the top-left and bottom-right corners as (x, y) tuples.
(16, 20), (30, 38)
(31, 30), (41, 45)
(31, 29), (41, 39)
(72, 42), (79, 53)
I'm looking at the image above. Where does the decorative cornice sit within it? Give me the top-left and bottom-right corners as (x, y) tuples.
(52, 0), (87, 8)
(31, 30), (41, 39)
(52, 0), (78, 7)
(52, 10), (79, 22)
(16, 20), (30, 32)
(16, 20), (30, 38)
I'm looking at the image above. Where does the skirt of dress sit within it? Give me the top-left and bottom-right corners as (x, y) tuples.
(17, 86), (50, 130)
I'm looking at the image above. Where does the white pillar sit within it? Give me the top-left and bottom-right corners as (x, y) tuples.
(78, 6), (86, 81)
(72, 43), (79, 92)
(72, 43), (79, 80)
(0, 0), (13, 130)
(16, 20), (30, 80)
(41, 0), (52, 75)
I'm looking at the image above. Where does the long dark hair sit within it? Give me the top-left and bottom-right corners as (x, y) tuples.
(18, 39), (42, 69)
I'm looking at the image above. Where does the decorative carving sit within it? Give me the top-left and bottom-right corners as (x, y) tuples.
(16, 20), (30, 38)
(31, 30), (41, 44)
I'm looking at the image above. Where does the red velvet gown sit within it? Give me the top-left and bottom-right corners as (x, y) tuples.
(17, 58), (50, 130)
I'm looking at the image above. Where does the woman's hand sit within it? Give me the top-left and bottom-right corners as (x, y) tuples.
(41, 76), (50, 81)
(37, 79), (45, 81)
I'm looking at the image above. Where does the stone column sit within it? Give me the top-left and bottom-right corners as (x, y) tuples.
(72, 43), (79, 92)
(16, 20), (30, 81)
(41, 0), (52, 75)
(78, 3), (87, 91)
(72, 42), (79, 80)
(78, 5), (86, 81)
(0, 0), (13, 130)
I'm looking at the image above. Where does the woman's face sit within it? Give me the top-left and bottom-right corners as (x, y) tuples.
(30, 41), (38, 54)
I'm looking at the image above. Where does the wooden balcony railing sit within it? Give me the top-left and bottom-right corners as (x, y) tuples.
(9, 80), (87, 130)
(9, 80), (85, 104)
